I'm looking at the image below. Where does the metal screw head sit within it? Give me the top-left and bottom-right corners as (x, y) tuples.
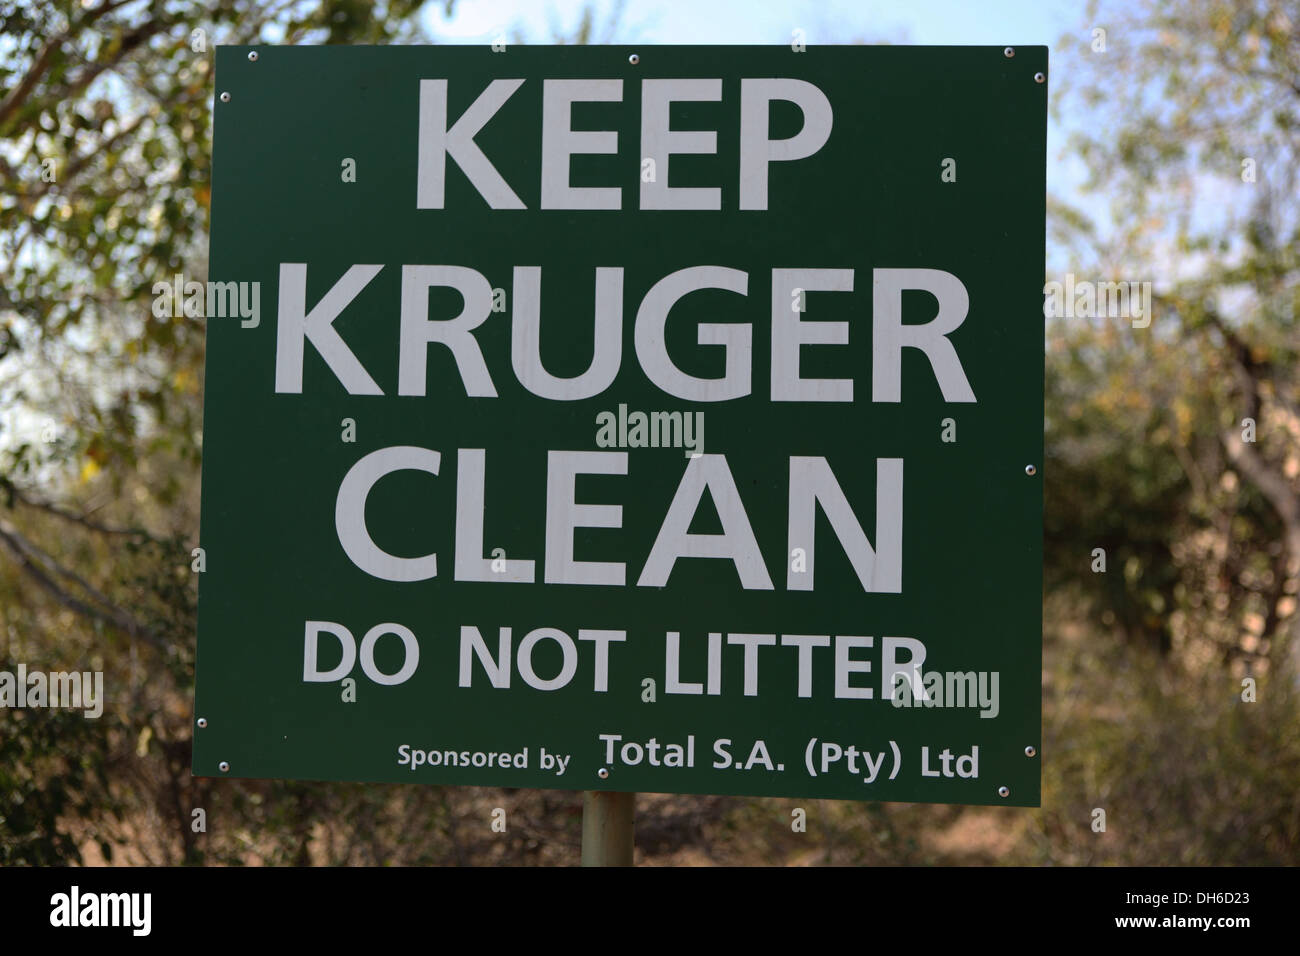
(597, 768), (610, 779)
(1004, 47), (1015, 58)
(1034, 72), (1046, 84)
(628, 53), (639, 65)
(1025, 745), (1037, 757)
(248, 51), (259, 62)
(196, 717), (208, 729)
(998, 786), (1010, 798)
(1025, 464), (1037, 476)
(219, 91), (231, 103)
(218, 761), (231, 773)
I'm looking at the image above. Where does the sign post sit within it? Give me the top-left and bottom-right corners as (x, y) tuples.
(581, 790), (635, 866)
(195, 45), (1048, 848)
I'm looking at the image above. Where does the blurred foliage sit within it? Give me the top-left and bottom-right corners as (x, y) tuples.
(0, 0), (1296, 866)
(1032, 595), (1300, 865)
(1047, 0), (1300, 673)
(0, 703), (118, 865)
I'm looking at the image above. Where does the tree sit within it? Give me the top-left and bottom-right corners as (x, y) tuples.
(0, 0), (469, 865)
(1049, 0), (1300, 676)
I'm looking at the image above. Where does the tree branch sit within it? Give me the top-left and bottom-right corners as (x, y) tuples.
(0, 0), (144, 130)
(0, 517), (168, 652)
(1, 478), (159, 540)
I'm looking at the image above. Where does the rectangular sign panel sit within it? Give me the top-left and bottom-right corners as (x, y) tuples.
(195, 45), (1046, 806)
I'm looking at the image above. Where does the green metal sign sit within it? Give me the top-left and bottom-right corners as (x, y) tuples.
(195, 44), (1046, 807)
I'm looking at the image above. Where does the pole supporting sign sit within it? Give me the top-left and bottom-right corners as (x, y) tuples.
(195, 45), (1046, 807)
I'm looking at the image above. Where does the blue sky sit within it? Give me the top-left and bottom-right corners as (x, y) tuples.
(426, 0), (1084, 47)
